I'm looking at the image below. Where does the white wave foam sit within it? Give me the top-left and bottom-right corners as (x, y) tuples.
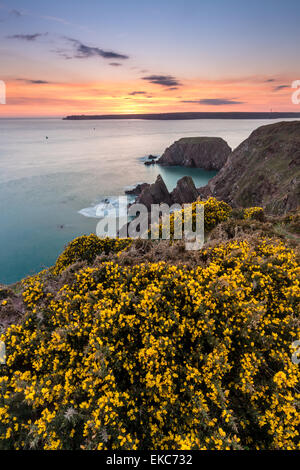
(79, 195), (134, 219)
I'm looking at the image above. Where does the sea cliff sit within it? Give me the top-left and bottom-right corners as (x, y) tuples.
(157, 136), (231, 170)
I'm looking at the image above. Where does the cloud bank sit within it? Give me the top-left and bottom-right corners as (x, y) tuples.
(142, 75), (182, 87)
(181, 98), (244, 105)
(273, 85), (289, 92)
(66, 39), (129, 60)
(16, 78), (50, 84)
(7, 33), (48, 41)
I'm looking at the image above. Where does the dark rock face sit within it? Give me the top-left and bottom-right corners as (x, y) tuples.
(137, 175), (200, 208)
(125, 183), (149, 196)
(171, 176), (199, 204)
(199, 121), (300, 215)
(144, 155), (159, 165)
(137, 175), (172, 209)
(157, 137), (231, 170)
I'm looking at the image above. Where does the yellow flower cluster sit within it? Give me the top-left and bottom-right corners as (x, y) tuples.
(198, 197), (232, 231)
(52, 234), (132, 275)
(0, 236), (299, 450)
(155, 197), (232, 238)
(244, 207), (264, 220)
(22, 270), (47, 308)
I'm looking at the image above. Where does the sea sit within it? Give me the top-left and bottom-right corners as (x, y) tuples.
(0, 117), (297, 284)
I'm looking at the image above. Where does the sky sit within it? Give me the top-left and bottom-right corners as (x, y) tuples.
(0, 0), (300, 117)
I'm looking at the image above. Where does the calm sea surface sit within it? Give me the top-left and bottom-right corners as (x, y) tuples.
(0, 117), (297, 284)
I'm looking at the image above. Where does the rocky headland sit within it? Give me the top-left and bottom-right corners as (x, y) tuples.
(200, 121), (300, 214)
(138, 121), (300, 215)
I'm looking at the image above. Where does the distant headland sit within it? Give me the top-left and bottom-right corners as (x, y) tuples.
(63, 112), (300, 121)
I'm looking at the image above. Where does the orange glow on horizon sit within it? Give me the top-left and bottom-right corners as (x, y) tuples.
(0, 76), (295, 117)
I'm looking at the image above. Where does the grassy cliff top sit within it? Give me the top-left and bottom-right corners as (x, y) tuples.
(176, 136), (227, 144)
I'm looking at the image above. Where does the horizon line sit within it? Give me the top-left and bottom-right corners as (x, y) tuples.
(2, 110), (300, 120)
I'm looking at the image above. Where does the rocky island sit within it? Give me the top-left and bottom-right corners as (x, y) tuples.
(157, 136), (231, 170)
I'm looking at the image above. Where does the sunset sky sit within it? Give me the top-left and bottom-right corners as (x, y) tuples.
(0, 0), (300, 117)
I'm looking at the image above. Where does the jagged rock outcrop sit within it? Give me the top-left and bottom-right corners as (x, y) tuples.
(136, 175), (200, 208)
(125, 183), (149, 196)
(170, 176), (199, 204)
(137, 175), (172, 209)
(157, 137), (231, 170)
(199, 121), (300, 215)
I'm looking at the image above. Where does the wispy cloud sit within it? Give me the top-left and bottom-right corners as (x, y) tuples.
(142, 75), (182, 87)
(16, 78), (50, 84)
(109, 62), (122, 67)
(273, 85), (289, 92)
(10, 9), (22, 17)
(0, 4), (23, 20)
(181, 98), (244, 105)
(65, 38), (129, 60)
(39, 14), (71, 25)
(127, 91), (153, 99)
(52, 48), (73, 60)
(129, 91), (147, 96)
(0, 2), (73, 25)
(7, 33), (48, 41)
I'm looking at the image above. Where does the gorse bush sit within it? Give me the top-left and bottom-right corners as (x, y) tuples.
(52, 234), (132, 275)
(0, 237), (299, 450)
(154, 197), (232, 238)
(199, 197), (232, 231)
(244, 207), (264, 221)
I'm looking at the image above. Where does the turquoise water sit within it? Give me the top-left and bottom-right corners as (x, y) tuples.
(0, 117), (297, 284)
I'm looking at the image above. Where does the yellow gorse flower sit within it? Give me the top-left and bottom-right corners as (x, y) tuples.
(0, 235), (299, 450)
